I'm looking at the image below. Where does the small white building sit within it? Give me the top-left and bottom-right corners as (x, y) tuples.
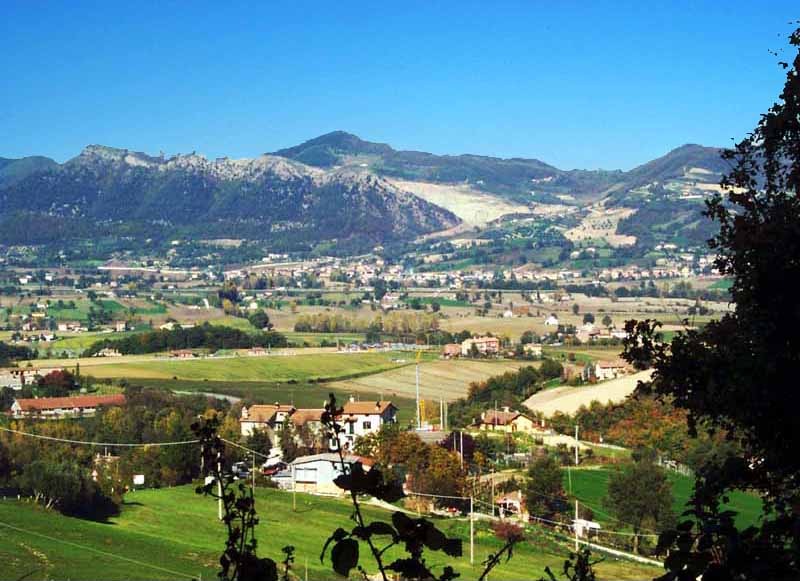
(289, 453), (373, 495)
(544, 314), (560, 327)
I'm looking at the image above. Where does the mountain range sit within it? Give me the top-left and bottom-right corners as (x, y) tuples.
(0, 132), (728, 250)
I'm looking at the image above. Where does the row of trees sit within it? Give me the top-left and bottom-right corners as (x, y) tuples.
(84, 322), (288, 356)
(0, 386), (240, 518)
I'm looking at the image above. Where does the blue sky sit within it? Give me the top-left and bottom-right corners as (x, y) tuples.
(1, 1), (797, 169)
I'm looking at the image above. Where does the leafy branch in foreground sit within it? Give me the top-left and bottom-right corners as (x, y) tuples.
(192, 414), (292, 581)
(320, 393), (464, 580)
(622, 24), (800, 581)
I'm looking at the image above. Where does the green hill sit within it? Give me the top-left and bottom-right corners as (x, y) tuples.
(0, 485), (659, 580)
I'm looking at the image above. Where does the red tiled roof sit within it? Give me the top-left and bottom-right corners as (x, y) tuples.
(290, 408), (325, 426)
(481, 409), (525, 425)
(341, 401), (394, 415)
(15, 394), (125, 412)
(241, 404), (295, 423)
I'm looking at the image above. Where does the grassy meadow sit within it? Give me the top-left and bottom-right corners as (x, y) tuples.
(0, 485), (660, 581)
(564, 466), (763, 530)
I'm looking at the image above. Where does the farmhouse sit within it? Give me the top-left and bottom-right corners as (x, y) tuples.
(442, 343), (461, 358)
(477, 407), (538, 433)
(170, 350), (196, 359)
(0, 368), (39, 390)
(240, 403), (296, 437)
(495, 490), (529, 520)
(523, 343), (543, 357)
(461, 336), (500, 356)
(94, 347), (123, 357)
(337, 399), (398, 448)
(584, 361), (629, 382)
(290, 453), (373, 495)
(11, 394), (126, 419)
(544, 314), (560, 327)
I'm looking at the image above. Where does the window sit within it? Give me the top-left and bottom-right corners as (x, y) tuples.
(362, 421), (372, 430)
(348, 422), (354, 434)
(295, 467), (317, 483)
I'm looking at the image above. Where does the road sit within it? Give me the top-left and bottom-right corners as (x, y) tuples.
(523, 370), (653, 416)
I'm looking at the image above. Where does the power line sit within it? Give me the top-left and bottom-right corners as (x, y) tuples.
(0, 426), (199, 448)
(220, 437), (271, 460)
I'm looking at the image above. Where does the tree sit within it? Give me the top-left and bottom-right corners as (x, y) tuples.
(582, 313), (595, 325)
(601, 314), (613, 328)
(247, 427), (274, 457)
(572, 303), (579, 315)
(524, 456), (566, 519)
(621, 26), (800, 580)
(37, 369), (77, 397)
(247, 310), (271, 330)
(278, 422), (298, 463)
(604, 459), (674, 554)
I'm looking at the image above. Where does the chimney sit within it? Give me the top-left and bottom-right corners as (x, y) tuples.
(349, 395), (356, 403)
(503, 406), (510, 413)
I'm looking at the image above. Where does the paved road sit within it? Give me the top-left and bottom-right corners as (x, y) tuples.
(523, 370), (653, 416)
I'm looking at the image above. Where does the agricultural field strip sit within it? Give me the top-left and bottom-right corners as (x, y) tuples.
(524, 370), (653, 416)
(330, 359), (532, 401)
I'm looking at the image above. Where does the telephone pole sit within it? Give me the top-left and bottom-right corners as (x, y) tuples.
(469, 495), (474, 565)
(217, 450), (223, 521)
(415, 351), (421, 429)
(574, 424), (579, 466)
(574, 499), (579, 551)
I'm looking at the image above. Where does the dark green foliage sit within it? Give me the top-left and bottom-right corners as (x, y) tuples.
(524, 456), (568, 519)
(17, 460), (119, 519)
(621, 26), (800, 580)
(83, 322), (287, 356)
(37, 369), (77, 397)
(604, 460), (675, 554)
(539, 548), (601, 581)
(247, 310), (271, 330)
(0, 341), (33, 365)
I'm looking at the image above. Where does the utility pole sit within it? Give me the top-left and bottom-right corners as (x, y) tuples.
(574, 424), (579, 466)
(251, 453), (256, 493)
(469, 495), (474, 565)
(574, 499), (579, 551)
(217, 450), (223, 521)
(490, 469), (495, 517)
(459, 431), (464, 466)
(292, 464), (297, 511)
(415, 351), (421, 429)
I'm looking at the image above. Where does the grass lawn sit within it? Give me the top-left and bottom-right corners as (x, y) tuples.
(283, 331), (366, 346)
(0, 486), (659, 580)
(564, 466), (763, 530)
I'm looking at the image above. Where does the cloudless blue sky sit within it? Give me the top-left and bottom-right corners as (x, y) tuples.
(1, 1), (797, 169)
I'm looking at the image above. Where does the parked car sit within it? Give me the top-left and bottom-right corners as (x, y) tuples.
(262, 461), (287, 476)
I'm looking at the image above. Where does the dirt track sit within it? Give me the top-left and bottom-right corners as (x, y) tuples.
(523, 369), (653, 416)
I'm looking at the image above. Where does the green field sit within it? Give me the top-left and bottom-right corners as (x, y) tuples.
(0, 486), (659, 580)
(77, 351), (417, 383)
(283, 331), (366, 346)
(564, 466), (763, 530)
